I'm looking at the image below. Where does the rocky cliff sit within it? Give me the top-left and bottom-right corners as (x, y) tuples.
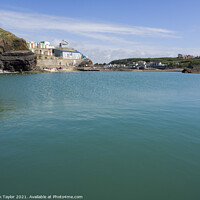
(0, 28), (37, 72)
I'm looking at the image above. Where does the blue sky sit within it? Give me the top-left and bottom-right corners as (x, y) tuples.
(0, 0), (200, 63)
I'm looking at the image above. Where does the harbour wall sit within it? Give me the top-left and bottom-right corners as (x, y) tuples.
(37, 58), (83, 69)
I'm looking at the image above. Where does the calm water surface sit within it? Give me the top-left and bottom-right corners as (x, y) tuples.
(0, 72), (200, 200)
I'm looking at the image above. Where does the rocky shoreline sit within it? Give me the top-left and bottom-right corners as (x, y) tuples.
(182, 67), (200, 73)
(0, 50), (37, 72)
(0, 67), (184, 74)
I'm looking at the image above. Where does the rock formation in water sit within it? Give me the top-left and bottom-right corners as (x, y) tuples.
(0, 28), (37, 72)
(182, 67), (200, 73)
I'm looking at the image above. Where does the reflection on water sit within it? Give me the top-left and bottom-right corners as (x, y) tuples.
(0, 72), (200, 200)
(0, 99), (17, 119)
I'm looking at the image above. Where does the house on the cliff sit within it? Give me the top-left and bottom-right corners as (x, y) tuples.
(53, 49), (84, 65)
(59, 40), (69, 48)
(27, 41), (55, 56)
(27, 40), (84, 60)
(26, 40), (86, 68)
(178, 54), (194, 59)
(53, 49), (82, 59)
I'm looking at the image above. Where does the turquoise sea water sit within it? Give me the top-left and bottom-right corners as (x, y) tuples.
(0, 71), (200, 200)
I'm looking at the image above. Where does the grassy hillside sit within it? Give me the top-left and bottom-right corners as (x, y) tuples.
(110, 57), (200, 68)
(0, 28), (29, 53)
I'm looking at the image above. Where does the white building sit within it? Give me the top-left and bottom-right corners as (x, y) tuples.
(137, 61), (147, 68)
(146, 62), (166, 67)
(39, 41), (55, 49)
(53, 49), (82, 60)
(59, 40), (69, 48)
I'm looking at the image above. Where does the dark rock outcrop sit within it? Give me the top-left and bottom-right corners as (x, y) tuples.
(77, 58), (94, 68)
(0, 51), (37, 72)
(182, 67), (200, 73)
(0, 28), (37, 72)
(76, 58), (97, 71)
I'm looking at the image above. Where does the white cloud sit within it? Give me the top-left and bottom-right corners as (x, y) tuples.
(70, 40), (200, 63)
(0, 9), (177, 38)
(0, 9), (190, 63)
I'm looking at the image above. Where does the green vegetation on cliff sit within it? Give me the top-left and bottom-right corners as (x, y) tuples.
(0, 28), (29, 53)
(0, 28), (37, 72)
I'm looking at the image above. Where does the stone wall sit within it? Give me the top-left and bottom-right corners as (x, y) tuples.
(37, 58), (83, 69)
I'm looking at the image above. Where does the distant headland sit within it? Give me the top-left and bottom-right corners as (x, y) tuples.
(94, 55), (200, 73)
